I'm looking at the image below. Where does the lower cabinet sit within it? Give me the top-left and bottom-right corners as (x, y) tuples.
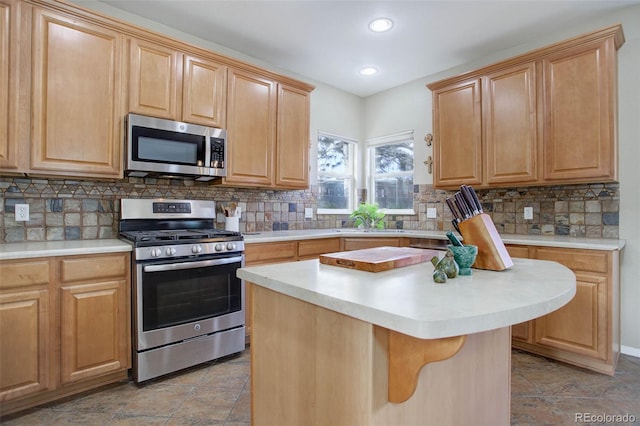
(342, 237), (407, 251)
(507, 245), (620, 375)
(0, 252), (131, 415)
(59, 255), (130, 385)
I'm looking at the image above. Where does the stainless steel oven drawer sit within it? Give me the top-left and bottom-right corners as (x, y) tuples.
(134, 326), (245, 383)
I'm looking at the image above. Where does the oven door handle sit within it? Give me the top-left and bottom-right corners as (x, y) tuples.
(143, 256), (243, 273)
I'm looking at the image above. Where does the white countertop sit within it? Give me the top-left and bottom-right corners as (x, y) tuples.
(242, 229), (624, 251)
(0, 239), (133, 260)
(238, 257), (576, 339)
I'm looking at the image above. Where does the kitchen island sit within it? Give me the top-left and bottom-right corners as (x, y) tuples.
(238, 256), (576, 426)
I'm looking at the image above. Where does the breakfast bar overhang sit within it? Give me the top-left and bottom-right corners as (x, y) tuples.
(237, 257), (576, 426)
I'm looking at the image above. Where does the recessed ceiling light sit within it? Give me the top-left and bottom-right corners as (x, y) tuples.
(360, 67), (378, 76)
(368, 18), (393, 33)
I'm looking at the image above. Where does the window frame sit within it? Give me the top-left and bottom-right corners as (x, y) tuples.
(316, 131), (358, 215)
(367, 130), (415, 215)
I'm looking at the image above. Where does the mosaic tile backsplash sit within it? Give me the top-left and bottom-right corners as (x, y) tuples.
(0, 176), (619, 243)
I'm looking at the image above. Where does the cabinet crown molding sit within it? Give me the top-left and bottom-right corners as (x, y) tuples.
(427, 24), (624, 91)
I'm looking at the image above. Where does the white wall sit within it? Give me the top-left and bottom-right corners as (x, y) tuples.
(363, 5), (640, 355)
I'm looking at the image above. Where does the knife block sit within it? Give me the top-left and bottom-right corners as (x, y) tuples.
(458, 213), (513, 271)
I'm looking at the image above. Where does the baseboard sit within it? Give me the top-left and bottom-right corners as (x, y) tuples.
(621, 345), (640, 358)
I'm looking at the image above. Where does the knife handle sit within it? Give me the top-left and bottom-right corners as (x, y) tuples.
(461, 185), (479, 216)
(445, 198), (462, 221)
(454, 193), (471, 219)
(466, 185), (484, 213)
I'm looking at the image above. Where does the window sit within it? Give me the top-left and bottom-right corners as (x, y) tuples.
(317, 132), (357, 214)
(368, 131), (414, 213)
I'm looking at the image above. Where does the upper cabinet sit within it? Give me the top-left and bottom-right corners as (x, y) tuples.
(431, 78), (482, 187)
(0, 1), (20, 171)
(224, 68), (277, 187)
(275, 84), (310, 188)
(128, 38), (182, 120)
(30, 7), (125, 178)
(428, 25), (624, 190)
(1, 0), (312, 184)
(222, 70), (312, 189)
(542, 38), (617, 182)
(128, 38), (227, 128)
(0, 3), (125, 179)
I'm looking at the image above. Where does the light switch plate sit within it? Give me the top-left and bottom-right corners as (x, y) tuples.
(524, 206), (533, 220)
(427, 208), (437, 219)
(15, 204), (29, 221)
(304, 207), (313, 219)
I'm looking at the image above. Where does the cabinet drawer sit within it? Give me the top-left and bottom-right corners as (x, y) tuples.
(535, 247), (608, 274)
(59, 253), (128, 283)
(506, 245), (532, 259)
(298, 238), (341, 258)
(342, 237), (404, 251)
(0, 259), (51, 289)
(245, 242), (296, 265)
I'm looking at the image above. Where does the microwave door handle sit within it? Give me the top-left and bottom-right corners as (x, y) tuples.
(143, 256), (243, 273)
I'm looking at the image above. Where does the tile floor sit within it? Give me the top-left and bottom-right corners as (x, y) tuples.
(2, 348), (639, 425)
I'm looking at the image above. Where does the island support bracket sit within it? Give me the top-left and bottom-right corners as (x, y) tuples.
(388, 331), (467, 403)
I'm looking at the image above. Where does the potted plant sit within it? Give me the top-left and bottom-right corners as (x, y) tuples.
(349, 203), (386, 230)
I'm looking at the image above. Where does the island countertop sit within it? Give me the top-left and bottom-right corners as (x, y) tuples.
(238, 257), (576, 339)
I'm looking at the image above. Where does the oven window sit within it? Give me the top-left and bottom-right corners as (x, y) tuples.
(141, 261), (242, 331)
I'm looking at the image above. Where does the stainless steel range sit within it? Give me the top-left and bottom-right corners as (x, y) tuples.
(119, 198), (245, 383)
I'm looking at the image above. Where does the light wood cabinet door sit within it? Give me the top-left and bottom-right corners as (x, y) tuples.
(182, 54), (227, 127)
(59, 279), (129, 385)
(129, 38), (182, 120)
(58, 253), (130, 385)
(534, 272), (607, 359)
(0, 289), (51, 402)
(297, 238), (341, 260)
(542, 37), (617, 182)
(0, 0), (23, 171)
(275, 84), (310, 188)
(506, 244), (535, 343)
(30, 7), (124, 178)
(432, 78), (482, 188)
(0, 257), (53, 402)
(483, 62), (539, 185)
(224, 68), (276, 187)
(342, 237), (405, 251)
(244, 241), (297, 265)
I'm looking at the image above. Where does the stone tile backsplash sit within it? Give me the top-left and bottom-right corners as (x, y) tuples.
(0, 176), (619, 243)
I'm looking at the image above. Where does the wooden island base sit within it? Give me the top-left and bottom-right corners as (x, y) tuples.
(251, 285), (511, 426)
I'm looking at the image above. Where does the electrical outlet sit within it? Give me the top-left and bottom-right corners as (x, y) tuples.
(15, 204), (29, 221)
(524, 206), (533, 220)
(426, 208), (437, 219)
(304, 207), (313, 219)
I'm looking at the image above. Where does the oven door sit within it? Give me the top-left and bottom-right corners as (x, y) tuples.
(134, 254), (245, 351)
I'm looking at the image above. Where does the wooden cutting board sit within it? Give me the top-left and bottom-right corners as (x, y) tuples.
(319, 246), (441, 272)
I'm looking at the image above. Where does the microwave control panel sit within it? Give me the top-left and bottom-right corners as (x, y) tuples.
(210, 138), (225, 169)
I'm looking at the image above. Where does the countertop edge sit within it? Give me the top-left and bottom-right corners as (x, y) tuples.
(0, 239), (133, 260)
(238, 258), (577, 339)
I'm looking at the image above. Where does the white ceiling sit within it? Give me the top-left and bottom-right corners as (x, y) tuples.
(94, 0), (640, 97)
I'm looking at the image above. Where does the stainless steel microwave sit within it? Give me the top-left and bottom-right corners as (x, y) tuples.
(125, 113), (227, 181)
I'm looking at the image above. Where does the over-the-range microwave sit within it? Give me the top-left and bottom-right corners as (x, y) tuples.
(125, 113), (227, 181)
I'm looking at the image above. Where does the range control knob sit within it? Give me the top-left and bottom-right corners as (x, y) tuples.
(215, 243), (224, 252)
(191, 245), (202, 254)
(165, 247), (176, 256)
(226, 242), (236, 251)
(150, 248), (161, 257)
